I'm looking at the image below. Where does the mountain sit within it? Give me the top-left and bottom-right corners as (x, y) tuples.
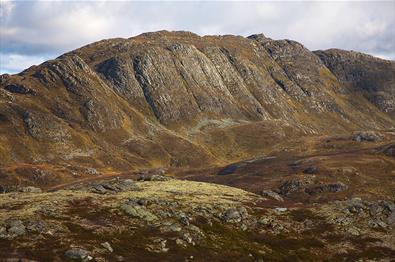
(0, 30), (394, 179)
(1, 31), (395, 261)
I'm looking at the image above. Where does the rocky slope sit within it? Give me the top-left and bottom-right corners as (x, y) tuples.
(0, 31), (394, 177)
(315, 49), (395, 117)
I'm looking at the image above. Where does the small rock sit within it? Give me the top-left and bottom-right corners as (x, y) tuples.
(150, 174), (171, 181)
(5, 84), (36, 95)
(182, 232), (194, 245)
(85, 168), (99, 176)
(180, 216), (190, 226)
(25, 220), (47, 234)
(368, 219), (388, 229)
(188, 224), (203, 235)
(176, 238), (187, 247)
(92, 185), (107, 194)
(18, 186), (42, 193)
(120, 203), (158, 222)
(261, 190), (284, 202)
(369, 203), (384, 216)
(258, 217), (272, 225)
(303, 166), (319, 174)
(160, 223), (182, 233)
(240, 224), (248, 231)
(101, 242), (113, 253)
(119, 179), (136, 188)
(222, 208), (242, 223)
(304, 219), (314, 227)
(347, 202), (365, 214)
(279, 179), (312, 195)
(7, 220), (26, 237)
(146, 238), (169, 253)
(305, 182), (347, 195)
(386, 212), (395, 225)
(168, 223), (182, 232)
(0, 226), (7, 238)
(238, 207), (248, 218)
(137, 198), (149, 206)
(380, 144), (395, 158)
(382, 201), (395, 213)
(137, 173), (146, 181)
(347, 227), (360, 236)
(65, 248), (92, 261)
(89, 179), (137, 194)
(333, 216), (352, 226)
(275, 207), (288, 213)
(337, 167), (359, 176)
(352, 131), (381, 142)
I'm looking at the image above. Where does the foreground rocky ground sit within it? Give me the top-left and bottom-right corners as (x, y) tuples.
(1, 174), (394, 261)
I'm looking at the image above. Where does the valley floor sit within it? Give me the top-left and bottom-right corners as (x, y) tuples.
(0, 131), (394, 261)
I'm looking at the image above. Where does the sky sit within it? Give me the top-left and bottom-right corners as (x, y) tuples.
(0, 0), (394, 74)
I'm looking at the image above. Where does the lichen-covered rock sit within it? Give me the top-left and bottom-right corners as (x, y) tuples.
(74, 178), (137, 194)
(305, 183), (347, 195)
(120, 203), (158, 222)
(0, 220), (26, 239)
(261, 190), (284, 202)
(4, 84), (36, 95)
(352, 131), (381, 142)
(221, 207), (248, 223)
(380, 143), (395, 158)
(145, 238), (169, 253)
(18, 186), (42, 193)
(278, 177), (313, 196)
(65, 248), (92, 261)
(23, 111), (71, 142)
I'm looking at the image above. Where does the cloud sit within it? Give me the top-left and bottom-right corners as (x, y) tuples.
(0, 1), (394, 73)
(0, 53), (51, 74)
(0, 0), (14, 21)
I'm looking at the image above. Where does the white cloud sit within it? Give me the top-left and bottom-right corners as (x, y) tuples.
(0, 1), (394, 73)
(0, 0), (15, 21)
(0, 53), (50, 74)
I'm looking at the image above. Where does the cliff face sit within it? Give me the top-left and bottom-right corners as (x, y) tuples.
(0, 31), (394, 170)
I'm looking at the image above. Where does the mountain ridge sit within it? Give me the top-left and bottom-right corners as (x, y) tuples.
(0, 30), (394, 175)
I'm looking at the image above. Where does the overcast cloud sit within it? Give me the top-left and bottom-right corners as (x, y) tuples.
(0, 0), (394, 74)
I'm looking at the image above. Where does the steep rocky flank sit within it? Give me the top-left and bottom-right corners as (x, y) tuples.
(315, 49), (395, 117)
(0, 31), (394, 173)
